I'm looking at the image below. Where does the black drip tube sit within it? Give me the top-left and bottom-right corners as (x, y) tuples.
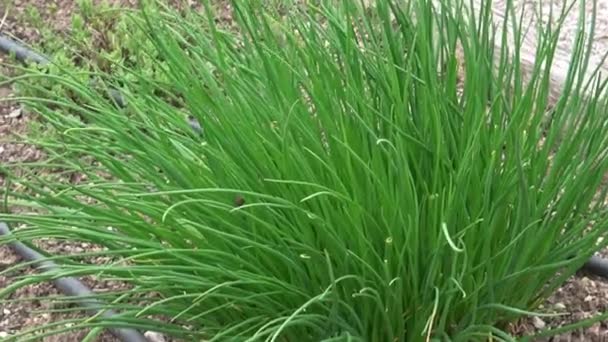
(0, 35), (50, 65)
(582, 254), (608, 278)
(0, 34), (128, 107)
(0, 223), (148, 342)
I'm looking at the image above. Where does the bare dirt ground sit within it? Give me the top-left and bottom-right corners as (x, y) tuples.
(2, 0), (608, 341)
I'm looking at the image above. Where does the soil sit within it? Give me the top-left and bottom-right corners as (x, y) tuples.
(2, 0), (608, 341)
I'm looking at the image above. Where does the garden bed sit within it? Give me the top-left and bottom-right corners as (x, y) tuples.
(2, 0), (608, 340)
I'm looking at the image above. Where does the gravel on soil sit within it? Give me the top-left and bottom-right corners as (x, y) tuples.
(2, 0), (608, 341)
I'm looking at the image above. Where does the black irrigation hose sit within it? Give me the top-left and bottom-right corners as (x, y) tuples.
(0, 35), (50, 65)
(0, 223), (149, 342)
(582, 255), (608, 278)
(0, 34), (201, 133)
(0, 33), (128, 107)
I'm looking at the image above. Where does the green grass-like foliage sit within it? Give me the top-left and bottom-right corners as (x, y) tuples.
(3, 0), (608, 340)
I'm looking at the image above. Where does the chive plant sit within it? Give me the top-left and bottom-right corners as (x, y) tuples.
(3, 0), (608, 340)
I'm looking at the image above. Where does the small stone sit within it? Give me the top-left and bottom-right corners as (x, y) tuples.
(3, 309), (10, 315)
(0, 332), (8, 338)
(585, 295), (594, 302)
(144, 331), (167, 342)
(7, 107), (22, 118)
(588, 322), (602, 337)
(188, 116), (203, 135)
(532, 316), (546, 330)
(554, 302), (566, 310)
